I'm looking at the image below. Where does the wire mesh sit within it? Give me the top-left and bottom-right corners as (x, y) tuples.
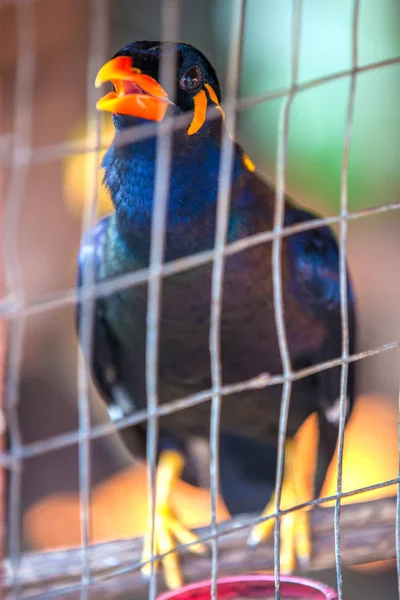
(145, 3), (182, 599)
(269, 1), (302, 596)
(77, 1), (110, 597)
(3, 2), (35, 597)
(1, 0), (400, 599)
(208, 3), (246, 598)
(333, 2), (360, 598)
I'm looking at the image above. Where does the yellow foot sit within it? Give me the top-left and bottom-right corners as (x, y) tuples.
(141, 450), (207, 590)
(247, 439), (312, 573)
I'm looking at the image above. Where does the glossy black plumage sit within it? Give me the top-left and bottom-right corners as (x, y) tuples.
(76, 41), (356, 500)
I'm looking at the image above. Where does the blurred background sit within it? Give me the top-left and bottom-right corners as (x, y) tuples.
(0, 0), (399, 598)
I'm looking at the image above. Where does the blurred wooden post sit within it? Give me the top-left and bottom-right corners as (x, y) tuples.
(0, 81), (6, 600)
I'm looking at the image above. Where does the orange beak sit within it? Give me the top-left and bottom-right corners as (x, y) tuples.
(95, 56), (169, 122)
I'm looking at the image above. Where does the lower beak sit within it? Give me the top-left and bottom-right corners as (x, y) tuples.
(95, 56), (169, 122)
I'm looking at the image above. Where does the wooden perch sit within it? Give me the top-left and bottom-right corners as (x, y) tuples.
(3, 496), (397, 599)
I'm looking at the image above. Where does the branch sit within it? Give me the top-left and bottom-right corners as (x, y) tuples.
(3, 496), (397, 599)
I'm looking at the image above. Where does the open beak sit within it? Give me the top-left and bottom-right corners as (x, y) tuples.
(95, 56), (169, 121)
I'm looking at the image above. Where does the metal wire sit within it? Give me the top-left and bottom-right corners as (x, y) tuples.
(1, 0), (400, 599)
(1, 200), (399, 324)
(209, 3), (246, 597)
(334, 2), (360, 597)
(2, 2), (35, 597)
(270, 1), (302, 596)
(1, 54), (399, 171)
(145, 3), (181, 598)
(0, 340), (398, 470)
(13, 474), (397, 600)
(76, 1), (110, 598)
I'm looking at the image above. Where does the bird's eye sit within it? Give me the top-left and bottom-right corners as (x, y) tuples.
(180, 66), (202, 92)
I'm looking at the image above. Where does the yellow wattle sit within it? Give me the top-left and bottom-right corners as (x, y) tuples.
(187, 89), (208, 136)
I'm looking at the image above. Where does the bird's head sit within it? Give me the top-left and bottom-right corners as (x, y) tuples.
(95, 41), (224, 135)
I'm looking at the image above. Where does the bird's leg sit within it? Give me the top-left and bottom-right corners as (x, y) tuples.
(141, 450), (206, 589)
(248, 437), (314, 573)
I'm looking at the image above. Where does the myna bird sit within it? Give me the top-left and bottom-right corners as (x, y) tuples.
(76, 41), (356, 589)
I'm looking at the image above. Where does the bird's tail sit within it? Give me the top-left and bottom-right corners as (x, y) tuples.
(314, 412), (339, 498)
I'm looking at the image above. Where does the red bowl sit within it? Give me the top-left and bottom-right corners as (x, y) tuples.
(157, 574), (338, 600)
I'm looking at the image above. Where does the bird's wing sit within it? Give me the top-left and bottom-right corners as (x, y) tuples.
(285, 203), (357, 494)
(76, 217), (137, 414)
(76, 216), (146, 457)
(77, 217), (115, 399)
(287, 208), (344, 314)
(285, 203), (356, 351)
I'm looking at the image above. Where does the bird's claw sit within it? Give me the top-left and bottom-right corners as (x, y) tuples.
(247, 441), (312, 573)
(248, 489), (311, 573)
(141, 502), (207, 590)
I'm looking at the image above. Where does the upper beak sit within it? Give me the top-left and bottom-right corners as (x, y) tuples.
(95, 56), (169, 122)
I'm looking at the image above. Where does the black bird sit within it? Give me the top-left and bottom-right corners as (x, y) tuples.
(76, 41), (356, 589)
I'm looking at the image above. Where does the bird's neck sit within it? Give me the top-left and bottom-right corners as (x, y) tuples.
(102, 120), (245, 262)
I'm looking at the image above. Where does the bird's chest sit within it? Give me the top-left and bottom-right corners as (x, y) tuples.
(105, 267), (213, 394)
(105, 254), (283, 400)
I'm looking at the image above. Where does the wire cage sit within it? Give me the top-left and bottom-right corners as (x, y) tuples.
(0, 0), (400, 599)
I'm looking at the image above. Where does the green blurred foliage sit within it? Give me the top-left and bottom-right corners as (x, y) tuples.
(212, 0), (400, 214)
